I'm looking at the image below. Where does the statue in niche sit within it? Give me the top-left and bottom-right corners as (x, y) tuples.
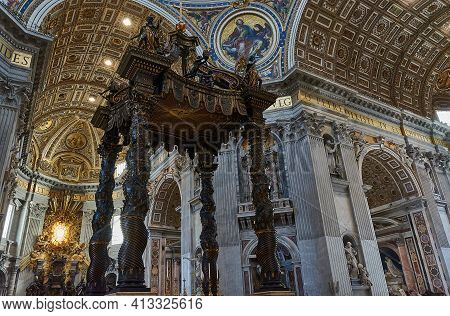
(344, 242), (359, 279)
(358, 264), (372, 287)
(425, 164), (440, 197)
(323, 134), (343, 178)
(264, 149), (283, 200)
(385, 257), (402, 278)
(239, 152), (252, 203)
(132, 15), (163, 53)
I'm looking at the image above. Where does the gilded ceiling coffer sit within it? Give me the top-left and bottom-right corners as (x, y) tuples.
(88, 15), (282, 295)
(86, 128), (122, 296)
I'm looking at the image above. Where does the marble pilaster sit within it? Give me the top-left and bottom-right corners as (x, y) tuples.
(214, 139), (244, 296)
(179, 162), (195, 295)
(281, 111), (352, 295)
(396, 238), (417, 293)
(335, 123), (388, 296)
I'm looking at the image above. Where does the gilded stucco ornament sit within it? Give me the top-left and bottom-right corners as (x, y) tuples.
(21, 192), (88, 296)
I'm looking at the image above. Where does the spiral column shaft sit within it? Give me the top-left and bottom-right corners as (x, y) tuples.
(86, 129), (121, 296)
(117, 107), (150, 291)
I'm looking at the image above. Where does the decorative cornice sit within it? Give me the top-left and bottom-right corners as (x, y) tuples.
(266, 69), (450, 140)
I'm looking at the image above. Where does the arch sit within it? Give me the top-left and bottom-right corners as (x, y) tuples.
(358, 145), (422, 209)
(242, 236), (301, 294)
(242, 236), (300, 266)
(149, 175), (181, 229)
(287, 0), (309, 70)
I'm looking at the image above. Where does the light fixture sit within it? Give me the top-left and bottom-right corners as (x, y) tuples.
(51, 222), (68, 245)
(88, 95), (96, 103)
(104, 59), (113, 66)
(122, 17), (132, 26)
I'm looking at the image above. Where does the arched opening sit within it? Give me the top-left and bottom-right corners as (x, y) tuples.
(148, 177), (181, 296)
(246, 241), (302, 295)
(360, 147), (445, 295)
(379, 247), (408, 296)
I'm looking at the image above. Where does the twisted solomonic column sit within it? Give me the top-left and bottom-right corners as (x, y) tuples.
(86, 128), (122, 295)
(197, 152), (219, 296)
(247, 124), (285, 292)
(117, 106), (150, 291)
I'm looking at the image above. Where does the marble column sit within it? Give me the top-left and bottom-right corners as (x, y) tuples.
(334, 123), (388, 296)
(395, 237), (417, 293)
(214, 138), (244, 296)
(281, 111), (352, 295)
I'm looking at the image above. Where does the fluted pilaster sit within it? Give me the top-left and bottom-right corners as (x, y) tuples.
(335, 123), (388, 296)
(281, 111), (351, 295)
(214, 139), (243, 296)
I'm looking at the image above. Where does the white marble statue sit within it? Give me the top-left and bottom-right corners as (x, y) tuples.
(358, 263), (372, 287)
(344, 242), (359, 279)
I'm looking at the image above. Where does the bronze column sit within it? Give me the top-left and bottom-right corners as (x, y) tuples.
(247, 123), (285, 292)
(117, 105), (150, 291)
(197, 152), (219, 296)
(86, 128), (121, 296)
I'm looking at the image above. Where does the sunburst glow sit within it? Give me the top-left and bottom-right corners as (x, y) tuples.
(51, 222), (68, 244)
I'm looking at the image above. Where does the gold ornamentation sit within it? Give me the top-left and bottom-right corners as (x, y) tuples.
(65, 132), (88, 150)
(20, 191), (88, 285)
(436, 68), (450, 92)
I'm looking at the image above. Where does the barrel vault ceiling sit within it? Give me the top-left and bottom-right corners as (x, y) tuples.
(3, 0), (448, 184)
(294, 0), (449, 117)
(28, 0), (169, 184)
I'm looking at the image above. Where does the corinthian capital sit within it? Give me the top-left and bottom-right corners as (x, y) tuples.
(281, 111), (326, 141)
(332, 122), (353, 144)
(0, 76), (31, 109)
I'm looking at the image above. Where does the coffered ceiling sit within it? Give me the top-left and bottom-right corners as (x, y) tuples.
(294, 0), (449, 117)
(3, 0), (448, 184)
(29, 0), (173, 183)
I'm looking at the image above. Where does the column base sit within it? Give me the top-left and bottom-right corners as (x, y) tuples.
(108, 288), (153, 296)
(253, 290), (295, 296)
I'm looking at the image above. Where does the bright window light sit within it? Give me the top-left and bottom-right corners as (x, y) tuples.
(115, 161), (127, 178)
(111, 215), (123, 245)
(122, 18), (132, 26)
(1, 205), (13, 239)
(436, 111), (450, 126)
